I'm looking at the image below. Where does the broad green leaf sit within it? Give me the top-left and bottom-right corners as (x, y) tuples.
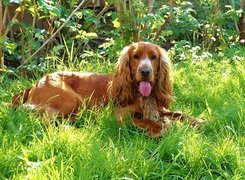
(4, 41), (17, 54)
(112, 18), (120, 28)
(0, 36), (8, 44)
(52, 45), (64, 55)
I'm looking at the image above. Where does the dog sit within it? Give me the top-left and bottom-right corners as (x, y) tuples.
(10, 42), (199, 137)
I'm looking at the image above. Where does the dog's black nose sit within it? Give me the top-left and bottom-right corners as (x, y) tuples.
(141, 68), (151, 78)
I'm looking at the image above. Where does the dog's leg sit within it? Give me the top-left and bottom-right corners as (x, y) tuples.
(133, 118), (167, 137)
(116, 105), (138, 127)
(160, 111), (205, 128)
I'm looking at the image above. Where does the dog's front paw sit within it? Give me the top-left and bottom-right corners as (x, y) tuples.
(146, 122), (163, 137)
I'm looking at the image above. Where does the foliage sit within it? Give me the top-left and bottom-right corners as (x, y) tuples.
(0, 0), (243, 72)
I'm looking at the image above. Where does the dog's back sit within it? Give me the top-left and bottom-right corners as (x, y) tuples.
(10, 72), (112, 118)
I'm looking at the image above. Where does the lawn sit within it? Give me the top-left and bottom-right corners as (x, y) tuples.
(0, 45), (244, 179)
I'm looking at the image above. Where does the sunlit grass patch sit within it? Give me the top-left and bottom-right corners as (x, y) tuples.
(17, 126), (98, 178)
(182, 132), (207, 167)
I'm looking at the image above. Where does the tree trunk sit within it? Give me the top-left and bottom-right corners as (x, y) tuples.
(239, 0), (245, 43)
(0, 0), (4, 71)
(148, 0), (154, 14)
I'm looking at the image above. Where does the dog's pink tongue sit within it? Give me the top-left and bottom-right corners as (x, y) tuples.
(139, 81), (151, 97)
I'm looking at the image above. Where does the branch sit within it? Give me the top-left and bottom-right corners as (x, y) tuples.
(91, 3), (113, 31)
(0, 0), (4, 71)
(27, 0), (88, 61)
(0, 0), (3, 35)
(148, 0), (154, 14)
(154, 15), (170, 41)
(3, 10), (21, 36)
(97, 3), (112, 21)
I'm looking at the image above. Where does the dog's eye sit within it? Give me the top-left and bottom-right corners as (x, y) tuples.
(133, 54), (139, 60)
(151, 55), (156, 60)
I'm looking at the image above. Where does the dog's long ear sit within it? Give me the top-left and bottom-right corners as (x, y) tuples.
(110, 46), (134, 106)
(155, 46), (173, 109)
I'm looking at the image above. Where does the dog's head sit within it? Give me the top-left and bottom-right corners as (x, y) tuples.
(111, 42), (173, 108)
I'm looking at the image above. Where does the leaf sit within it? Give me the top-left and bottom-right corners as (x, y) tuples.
(6, 19), (19, 30)
(52, 45), (64, 55)
(0, 36), (8, 44)
(112, 18), (120, 28)
(85, 32), (98, 39)
(38, 0), (61, 17)
(4, 41), (18, 54)
(75, 12), (83, 19)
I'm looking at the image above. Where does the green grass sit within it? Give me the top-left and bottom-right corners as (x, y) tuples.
(0, 48), (244, 179)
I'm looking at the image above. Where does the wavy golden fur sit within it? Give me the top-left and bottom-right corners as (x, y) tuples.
(110, 42), (173, 124)
(111, 43), (172, 107)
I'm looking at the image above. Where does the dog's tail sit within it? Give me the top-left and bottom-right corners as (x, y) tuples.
(8, 88), (31, 107)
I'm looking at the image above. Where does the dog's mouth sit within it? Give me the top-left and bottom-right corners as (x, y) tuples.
(139, 81), (152, 97)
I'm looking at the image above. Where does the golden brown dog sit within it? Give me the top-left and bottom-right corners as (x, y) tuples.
(110, 42), (173, 136)
(11, 42), (196, 137)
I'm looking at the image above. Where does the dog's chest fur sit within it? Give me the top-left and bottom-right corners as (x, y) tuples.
(139, 97), (160, 121)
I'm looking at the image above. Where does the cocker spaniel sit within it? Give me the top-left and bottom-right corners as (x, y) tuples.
(10, 42), (198, 137)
